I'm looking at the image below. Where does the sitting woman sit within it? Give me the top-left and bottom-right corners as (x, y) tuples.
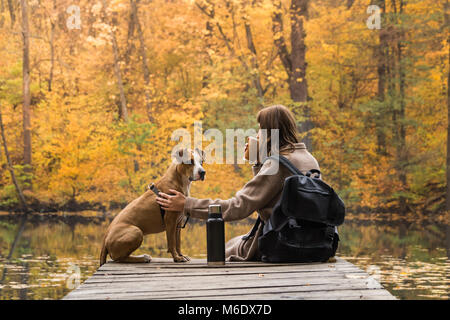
(156, 104), (320, 261)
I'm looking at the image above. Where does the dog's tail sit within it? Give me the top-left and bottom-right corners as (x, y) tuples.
(99, 234), (108, 266)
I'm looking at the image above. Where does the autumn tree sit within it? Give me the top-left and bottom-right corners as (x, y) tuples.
(20, 0), (32, 183)
(272, 0), (312, 150)
(101, 0), (129, 122)
(130, 0), (154, 122)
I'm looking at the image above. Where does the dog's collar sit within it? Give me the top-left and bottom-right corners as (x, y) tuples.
(147, 183), (190, 229)
(148, 183), (165, 227)
(147, 183), (157, 193)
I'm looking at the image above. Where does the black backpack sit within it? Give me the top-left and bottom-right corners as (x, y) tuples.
(254, 154), (346, 263)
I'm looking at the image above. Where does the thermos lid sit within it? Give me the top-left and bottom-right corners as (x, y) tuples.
(208, 204), (221, 213)
(208, 204), (222, 218)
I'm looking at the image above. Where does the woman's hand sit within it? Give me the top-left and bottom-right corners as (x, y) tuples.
(156, 189), (186, 212)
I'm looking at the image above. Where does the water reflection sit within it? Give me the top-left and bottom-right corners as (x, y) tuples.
(0, 214), (105, 299)
(338, 221), (449, 300)
(0, 213), (448, 300)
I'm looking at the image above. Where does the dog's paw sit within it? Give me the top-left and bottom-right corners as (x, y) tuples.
(173, 255), (190, 263)
(180, 255), (191, 261)
(143, 254), (152, 263)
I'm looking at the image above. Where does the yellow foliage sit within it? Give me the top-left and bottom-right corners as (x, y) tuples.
(0, 0), (447, 213)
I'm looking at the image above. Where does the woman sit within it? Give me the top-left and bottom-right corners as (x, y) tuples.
(156, 104), (320, 261)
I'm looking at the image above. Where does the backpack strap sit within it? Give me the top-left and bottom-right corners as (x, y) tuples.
(265, 155), (322, 178)
(265, 154), (304, 176)
(242, 216), (262, 241)
(306, 169), (321, 178)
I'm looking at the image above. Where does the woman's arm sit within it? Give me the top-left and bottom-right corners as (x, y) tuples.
(156, 159), (283, 221)
(183, 159), (284, 221)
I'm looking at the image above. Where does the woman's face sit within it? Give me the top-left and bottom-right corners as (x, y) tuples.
(257, 126), (267, 144)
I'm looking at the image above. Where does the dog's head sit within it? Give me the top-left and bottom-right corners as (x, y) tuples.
(173, 147), (206, 181)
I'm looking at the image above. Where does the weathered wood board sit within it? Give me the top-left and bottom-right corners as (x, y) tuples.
(63, 257), (396, 300)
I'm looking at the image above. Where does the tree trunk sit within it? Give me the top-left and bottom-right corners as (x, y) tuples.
(396, 40), (407, 213)
(272, 0), (292, 77)
(7, 0), (14, 26)
(446, 0), (450, 211)
(131, 0), (154, 122)
(0, 107), (29, 213)
(101, 0), (129, 122)
(0, 0), (4, 27)
(201, 20), (214, 89)
(125, 0), (136, 67)
(21, 0), (32, 170)
(243, 16), (264, 99)
(393, 0), (407, 213)
(290, 0), (312, 150)
(375, 0), (387, 155)
(272, 0), (312, 149)
(112, 32), (129, 122)
(48, 0), (56, 92)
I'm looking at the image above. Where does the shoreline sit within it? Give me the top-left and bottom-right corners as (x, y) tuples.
(0, 209), (448, 226)
(1, 198), (447, 216)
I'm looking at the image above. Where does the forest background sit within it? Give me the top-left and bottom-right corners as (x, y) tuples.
(0, 0), (448, 216)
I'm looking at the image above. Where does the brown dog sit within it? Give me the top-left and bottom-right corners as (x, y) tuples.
(99, 148), (205, 265)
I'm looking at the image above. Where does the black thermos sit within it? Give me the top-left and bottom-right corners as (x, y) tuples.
(207, 204), (225, 265)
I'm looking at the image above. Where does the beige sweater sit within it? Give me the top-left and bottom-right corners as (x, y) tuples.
(183, 142), (320, 261)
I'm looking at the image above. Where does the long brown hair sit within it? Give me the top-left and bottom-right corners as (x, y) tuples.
(257, 104), (299, 154)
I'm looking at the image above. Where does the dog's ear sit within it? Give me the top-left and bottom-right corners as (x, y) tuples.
(173, 147), (191, 164)
(195, 147), (206, 162)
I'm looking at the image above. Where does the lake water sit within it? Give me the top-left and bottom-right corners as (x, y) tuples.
(0, 213), (448, 300)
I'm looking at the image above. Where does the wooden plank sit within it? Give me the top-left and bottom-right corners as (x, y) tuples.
(97, 257), (356, 270)
(65, 275), (384, 298)
(95, 258), (356, 275)
(72, 275), (382, 292)
(97, 258), (351, 268)
(98, 257), (353, 266)
(63, 258), (395, 300)
(86, 267), (366, 285)
(65, 282), (387, 300)
(99, 261), (329, 270)
(82, 268), (368, 284)
(94, 266), (360, 277)
(83, 270), (367, 284)
(175, 289), (397, 301)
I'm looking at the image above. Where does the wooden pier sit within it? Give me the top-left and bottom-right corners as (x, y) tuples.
(63, 258), (395, 300)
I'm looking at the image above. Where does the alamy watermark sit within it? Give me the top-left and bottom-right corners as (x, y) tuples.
(366, 5), (381, 30)
(171, 121), (280, 175)
(344, 264), (383, 289)
(62, 4), (381, 32)
(66, 5), (81, 30)
(66, 263), (81, 289)
(366, 264), (382, 289)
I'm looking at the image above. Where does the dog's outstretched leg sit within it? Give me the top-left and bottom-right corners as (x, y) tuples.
(176, 225), (190, 261)
(165, 213), (188, 262)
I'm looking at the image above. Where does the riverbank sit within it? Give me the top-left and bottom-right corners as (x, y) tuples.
(0, 199), (125, 214)
(0, 210), (109, 225)
(0, 208), (448, 226)
(1, 192), (447, 216)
